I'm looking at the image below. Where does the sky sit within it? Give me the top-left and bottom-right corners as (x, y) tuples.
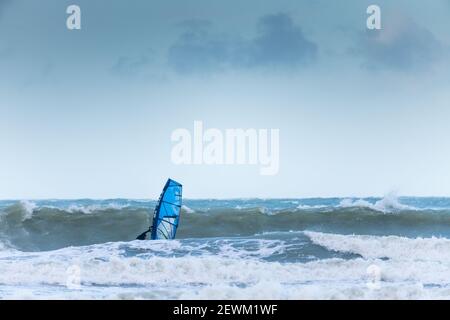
(1, 0), (450, 199)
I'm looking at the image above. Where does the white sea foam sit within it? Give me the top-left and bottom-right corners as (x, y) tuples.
(181, 205), (195, 214)
(1, 252), (449, 299)
(2, 196), (450, 300)
(296, 204), (328, 210)
(66, 203), (130, 214)
(305, 231), (450, 262)
(16, 201), (131, 215)
(128, 238), (287, 260)
(233, 206), (272, 215)
(4, 281), (450, 300)
(339, 193), (415, 213)
(1, 235), (450, 299)
(19, 200), (37, 219)
(257, 207), (270, 214)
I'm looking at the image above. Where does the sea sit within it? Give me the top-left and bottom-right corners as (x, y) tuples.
(1, 195), (450, 299)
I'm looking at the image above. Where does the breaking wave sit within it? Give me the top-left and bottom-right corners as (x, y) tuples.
(338, 193), (416, 213)
(2, 196), (450, 299)
(1, 196), (450, 251)
(1, 232), (450, 299)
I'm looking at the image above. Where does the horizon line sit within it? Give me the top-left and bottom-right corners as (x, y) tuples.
(1, 195), (450, 201)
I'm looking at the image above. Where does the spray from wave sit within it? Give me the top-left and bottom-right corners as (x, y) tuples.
(338, 193), (416, 213)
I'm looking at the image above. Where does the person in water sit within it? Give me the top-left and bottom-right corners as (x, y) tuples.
(136, 226), (152, 240)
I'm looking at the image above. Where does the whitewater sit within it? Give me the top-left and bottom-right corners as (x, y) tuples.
(1, 196), (450, 299)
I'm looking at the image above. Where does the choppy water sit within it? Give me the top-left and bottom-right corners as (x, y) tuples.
(1, 195), (450, 299)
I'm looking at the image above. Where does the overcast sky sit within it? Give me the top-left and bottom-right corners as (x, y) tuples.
(1, 0), (450, 199)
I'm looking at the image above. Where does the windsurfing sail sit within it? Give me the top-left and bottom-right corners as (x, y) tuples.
(150, 179), (182, 240)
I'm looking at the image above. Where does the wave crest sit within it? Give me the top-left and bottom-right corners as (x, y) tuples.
(339, 193), (416, 213)
(305, 231), (450, 262)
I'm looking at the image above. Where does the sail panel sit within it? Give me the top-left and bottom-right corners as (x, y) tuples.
(151, 179), (182, 240)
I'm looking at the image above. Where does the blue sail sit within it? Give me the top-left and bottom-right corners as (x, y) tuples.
(150, 179), (182, 240)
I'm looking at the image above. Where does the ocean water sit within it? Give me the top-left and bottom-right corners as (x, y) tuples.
(1, 195), (450, 299)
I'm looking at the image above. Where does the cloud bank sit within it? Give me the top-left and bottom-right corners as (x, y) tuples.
(168, 13), (318, 74)
(353, 18), (443, 72)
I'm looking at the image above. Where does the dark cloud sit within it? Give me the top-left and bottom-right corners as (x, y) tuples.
(177, 19), (213, 31)
(0, 0), (11, 17)
(111, 55), (150, 77)
(239, 13), (317, 68)
(352, 19), (443, 72)
(167, 13), (318, 74)
(167, 20), (231, 74)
